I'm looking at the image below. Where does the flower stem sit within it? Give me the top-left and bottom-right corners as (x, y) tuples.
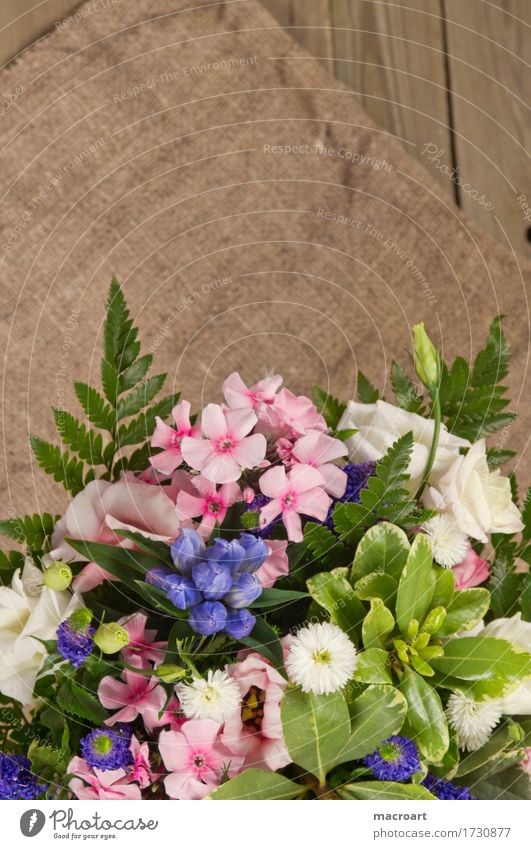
(416, 392), (441, 500)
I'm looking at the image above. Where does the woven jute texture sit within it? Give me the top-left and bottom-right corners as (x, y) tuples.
(1, 0), (529, 516)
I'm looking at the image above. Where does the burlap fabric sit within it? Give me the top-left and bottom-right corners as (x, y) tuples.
(1, 0), (529, 519)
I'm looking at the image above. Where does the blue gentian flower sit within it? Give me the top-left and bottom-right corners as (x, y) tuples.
(80, 726), (132, 771)
(422, 774), (474, 800)
(223, 572), (262, 609)
(171, 529), (205, 576)
(192, 561), (233, 600)
(188, 601), (228, 635)
(0, 753), (47, 800)
(237, 534), (270, 573)
(165, 574), (202, 610)
(57, 608), (95, 668)
(363, 736), (420, 782)
(204, 538), (246, 573)
(146, 566), (174, 591)
(224, 608), (256, 639)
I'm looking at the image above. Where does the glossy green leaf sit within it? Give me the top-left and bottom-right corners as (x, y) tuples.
(354, 572), (397, 606)
(396, 534), (435, 635)
(209, 769), (304, 800)
(399, 667), (449, 761)
(456, 723), (517, 777)
(352, 523), (410, 582)
(353, 648), (392, 684)
(432, 637), (531, 681)
(307, 570), (364, 641)
(281, 687), (351, 785)
(431, 566), (455, 608)
(336, 781), (436, 800)
(240, 616), (285, 671)
(434, 588), (490, 637)
(333, 685), (407, 767)
(362, 598), (395, 649)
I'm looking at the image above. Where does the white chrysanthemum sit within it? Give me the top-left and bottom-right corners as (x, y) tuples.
(422, 514), (469, 568)
(446, 692), (503, 751)
(286, 622), (357, 695)
(177, 669), (240, 723)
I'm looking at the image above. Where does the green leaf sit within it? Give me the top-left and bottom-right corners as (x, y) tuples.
(116, 374), (167, 420)
(132, 580), (191, 621)
(0, 513), (55, 551)
(248, 588), (309, 609)
(52, 409), (105, 465)
(353, 648), (392, 684)
(431, 566), (455, 608)
(396, 534), (435, 635)
(399, 667), (449, 761)
(111, 529), (174, 565)
(354, 573), (397, 606)
(336, 782), (436, 800)
(434, 588), (490, 637)
(472, 315), (510, 386)
(391, 361), (425, 413)
(240, 616), (284, 671)
(116, 393), (180, 448)
(432, 637), (531, 681)
(456, 722), (518, 777)
(281, 687), (351, 785)
(101, 358), (119, 406)
(352, 523), (410, 582)
(488, 540), (524, 618)
(333, 685), (407, 767)
(303, 522), (347, 569)
(357, 371), (380, 403)
(65, 537), (157, 579)
(104, 277), (139, 372)
(469, 764), (531, 800)
(311, 386), (346, 429)
(486, 448), (517, 469)
(30, 437), (85, 495)
(307, 570), (365, 641)
(74, 382), (115, 432)
(522, 487), (531, 541)
(118, 354), (153, 393)
(362, 599), (395, 649)
(56, 679), (107, 724)
(209, 769), (304, 800)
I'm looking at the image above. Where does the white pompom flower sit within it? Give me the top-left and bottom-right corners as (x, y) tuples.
(422, 514), (469, 568)
(177, 669), (240, 723)
(446, 692), (503, 751)
(286, 622), (357, 695)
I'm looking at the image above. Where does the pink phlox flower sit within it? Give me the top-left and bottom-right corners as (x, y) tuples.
(68, 756), (141, 800)
(181, 404), (267, 484)
(148, 694), (187, 731)
(255, 540), (289, 588)
(453, 546), (491, 589)
(258, 463), (331, 542)
(128, 736), (155, 788)
(222, 653), (290, 772)
(223, 372), (283, 414)
(291, 430), (348, 497)
(98, 668), (166, 727)
(159, 719), (243, 800)
(119, 612), (167, 667)
(261, 388), (327, 438)
(176, 474), (242, 538)
(149, 401), (200, 475)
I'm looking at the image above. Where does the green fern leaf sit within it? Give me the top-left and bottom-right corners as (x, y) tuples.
(116, 374), (167, 420)
(30, 436), (85, 495)
(74, 382), (115, 432)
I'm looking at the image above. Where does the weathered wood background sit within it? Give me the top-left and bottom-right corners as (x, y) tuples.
(1, 0), (529, 256)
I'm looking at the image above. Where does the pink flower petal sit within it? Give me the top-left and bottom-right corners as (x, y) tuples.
(201, 453), (242, 484)
(149, 447), (182, 475)
(283, 510), (303, 541)
(176, 491), (205, 521)
(226, 408), (257, 440)
(296, 487), (331, 521)
(181, 436), (214, 471)
(289, 463), (325, 493)
(318, 464), (348, 498)
(231, 434), (267, 471)
(201, 404), (228, 440)
(259, 466), (289, 498)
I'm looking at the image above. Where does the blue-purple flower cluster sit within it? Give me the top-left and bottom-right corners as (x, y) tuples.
(0, 753), (47, 800)
(324, 461), (375, 529)
(57, 608), (96, 668)
(80, 724), (133, 771)
(363, 735), (420, 782)
(422, 774), (474, 800)
(147, 529), (269, 639)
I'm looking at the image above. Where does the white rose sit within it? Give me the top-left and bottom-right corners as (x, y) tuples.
(426, 439), (523, 543)
(0, 557), (81, 708)
(479, 614), (531, 715)
(337, 399), (469, 491)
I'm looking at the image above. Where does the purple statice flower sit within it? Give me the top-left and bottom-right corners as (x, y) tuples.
(57, 608), (95, 668)
(171, 529), (206, 576)
(0, 753), (47, 800)
(324, 461), (376, 529)
(188, 601), (228, 636)
(422, 774), (474, 800)
(363, 735), (421, 782)
(223, 572), (262, 609)
(165, 574), (202, 610)
(245, 493), (282, 538)
(224, 608), (256, 639)
(80, 726), (132, 771)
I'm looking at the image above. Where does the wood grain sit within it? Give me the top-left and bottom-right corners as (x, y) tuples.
(0, 0), (80, 69)
(444, 0), (531, 256)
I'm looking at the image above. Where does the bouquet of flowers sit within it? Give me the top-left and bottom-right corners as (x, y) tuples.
(1, 279), (530, 802)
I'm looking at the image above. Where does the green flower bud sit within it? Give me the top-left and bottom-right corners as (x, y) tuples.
(412, 322), (440, 391)
(240, 511), (259, 530)
(406, 619), (419, 641)
(68, 607), (93, 633)
(414, 632), (430, 650)
(156, 664), (188, 683)
(394, 639), (410, 665)
(411, 655), (434, 677)
(44, 561), (72, 591)
(421, 606), (447, 635)
(419, 645), (444, 661)
(93, 622), (129, 654)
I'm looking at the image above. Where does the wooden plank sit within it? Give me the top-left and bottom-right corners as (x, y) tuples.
(330, 0), (453, 193)
(0, 0), (80, 68)
(444, 0), (531, 256)
(261, 0), (335, 75)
